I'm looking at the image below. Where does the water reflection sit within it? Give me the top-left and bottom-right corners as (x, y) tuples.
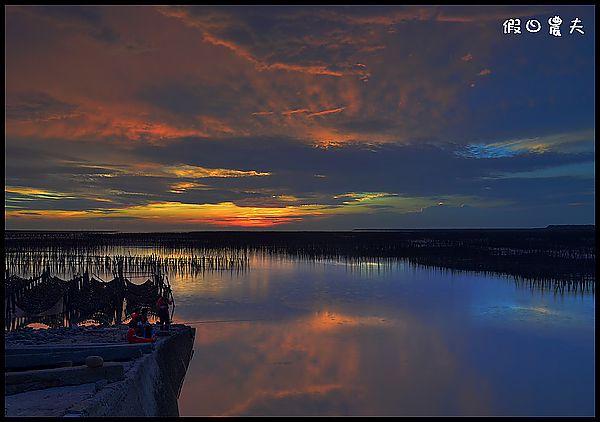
(169, 255), (594, 416)
(179, 314), (493, 416)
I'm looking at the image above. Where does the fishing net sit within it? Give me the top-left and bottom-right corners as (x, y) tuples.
(14, 276), (68, 315)
(124, 278), (160, 317)
(69, 277), (121, 316)
(5, 270), (169, 331)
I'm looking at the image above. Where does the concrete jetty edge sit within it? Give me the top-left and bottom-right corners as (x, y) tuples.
(67, 324), (195, 417)
(5, 324), (196, 417)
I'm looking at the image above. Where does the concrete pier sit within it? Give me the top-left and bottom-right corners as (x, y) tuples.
(5, 343), (153, 371)
(5, 324), (195, 417)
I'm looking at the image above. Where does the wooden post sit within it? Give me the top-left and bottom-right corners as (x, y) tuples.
(5, 269), (11, 321)
(115, 258), (125, 325)
(117, 259), (123, 283)
(83, 270), (89, 291)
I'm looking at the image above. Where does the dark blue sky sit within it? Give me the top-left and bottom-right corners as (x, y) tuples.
(5, 5), (595, 230)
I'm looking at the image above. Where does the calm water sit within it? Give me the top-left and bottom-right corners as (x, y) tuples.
(170, 254), (594, 416)
(6, 248), (595, 416)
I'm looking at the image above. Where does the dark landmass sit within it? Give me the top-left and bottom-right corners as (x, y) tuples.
(353, 224), (595, 231)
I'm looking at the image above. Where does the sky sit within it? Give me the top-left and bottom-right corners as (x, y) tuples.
(5, 5), (595, 231)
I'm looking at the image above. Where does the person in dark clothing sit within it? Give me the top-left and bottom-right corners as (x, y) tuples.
(127, 324), (155, 343)
(128, 308), (142, 330)
(156, 290), (172, 331)
(126, 308), (154, 343)
(139, 308), (153, 338)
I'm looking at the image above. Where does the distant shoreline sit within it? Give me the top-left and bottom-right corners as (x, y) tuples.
(3, 224), (596, 235)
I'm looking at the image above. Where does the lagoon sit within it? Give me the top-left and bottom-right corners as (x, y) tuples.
(172, 253), (594, 416)
(4, 232), (595, 417)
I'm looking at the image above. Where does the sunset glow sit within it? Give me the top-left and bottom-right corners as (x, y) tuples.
(5, 5), (594, 230)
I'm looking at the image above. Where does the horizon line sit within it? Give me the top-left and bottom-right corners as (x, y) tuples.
(4, 224), (595, 234)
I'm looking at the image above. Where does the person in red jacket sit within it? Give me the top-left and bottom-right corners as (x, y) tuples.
(156, 290), (172, 331)
(127, 308), (155, 343)
(127, 326), (155, 343)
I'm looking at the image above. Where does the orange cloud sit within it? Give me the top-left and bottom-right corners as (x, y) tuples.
(278, 107), (346, 119)
(5, 201), (326, 228)
(282, 109), (310, 116)
(169, 182), (209, 194)
(160, 9), (345, 78)
(307, 107), (346, 118)
(6, 106), (211, 142)
(271, 195), (301, 202)
(7, 5), (501, 148)
(5, 209), (110, 220)
(261, 62), (343, 77)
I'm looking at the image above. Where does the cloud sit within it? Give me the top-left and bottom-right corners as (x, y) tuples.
(307, 107), (346, 118)
(169, 182), (210, 194)
(5, 186), (78, 200)
(6, 92), (80, 122)
(460, 130), (595, 157)
(8, 6), (121, 44)
(9, 133), (592, 229)
(6, 96), (212, 142)
(5, 5), (595, 229)
(282, 109), (311, 116)
(485, 161), (595, 180)
(157, 7), (349, 78)
(162, 165), (272, 179)
(137, 81), (255, 119)
(10, 5), (589, 147)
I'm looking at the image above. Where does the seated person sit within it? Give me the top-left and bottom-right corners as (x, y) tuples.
(127, 308), (155, 343)
(127, 325), (155, 343)
(128, 308), (142, 329)
(138, 308), (154, 338)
